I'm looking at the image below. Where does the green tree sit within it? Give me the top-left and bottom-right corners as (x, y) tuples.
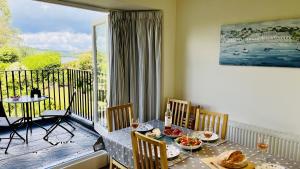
(21, 52), (61, 70)
(0, 0), (17, 46)
(0, 46), (19, 62)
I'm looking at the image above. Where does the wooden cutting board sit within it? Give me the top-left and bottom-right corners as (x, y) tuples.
(202, 157), (255, 169)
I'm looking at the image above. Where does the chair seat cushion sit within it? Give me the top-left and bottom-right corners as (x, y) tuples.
(41, 110), (66, 117)
(0, 117), (22, 126)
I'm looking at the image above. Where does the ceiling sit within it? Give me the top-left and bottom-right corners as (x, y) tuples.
(37, 0), (153, 12)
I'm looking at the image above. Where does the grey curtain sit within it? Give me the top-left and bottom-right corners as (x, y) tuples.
(108, 11), (162, 122)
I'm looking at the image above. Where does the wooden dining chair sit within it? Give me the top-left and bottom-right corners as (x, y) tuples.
(109, 157), (127, 169)
(106, 103), (133, 132)
(194, 108), (229, 139)
(107, 103), (133, 169)
(187, 105), (200, 129)
(131, 131), (168, 169)
(166, 98), (191, 128)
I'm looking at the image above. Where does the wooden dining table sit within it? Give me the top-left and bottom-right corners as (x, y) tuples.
(100, 120), (300, 169)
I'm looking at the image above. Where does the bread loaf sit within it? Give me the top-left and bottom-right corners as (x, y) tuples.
(217, 150), (248, 168)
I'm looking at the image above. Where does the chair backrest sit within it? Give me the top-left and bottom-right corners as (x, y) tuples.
(131, 131), (168, 169)
(194, 108), (229, 139)
(0, 101), (7, 118)
(166, 98), (191, 128)
(66, 91), (76, 115)
(0, 101), (11, 125)
(187, 105), (200, 129)
(106, 103), (133, 132)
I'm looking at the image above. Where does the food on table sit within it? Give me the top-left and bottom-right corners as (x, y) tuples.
(217, 150), (248, 169)
(175, 135), (202, 146)
(152, 128), (161, 137)
(145, 128), (161, 138)
(204, 131), (213, 138)
(257, 143), (269, 151)
(163, 128), (183, 137)
(145, 132), (156, 138)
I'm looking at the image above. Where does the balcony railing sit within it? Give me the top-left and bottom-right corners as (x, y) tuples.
(0, 69), (107, 122)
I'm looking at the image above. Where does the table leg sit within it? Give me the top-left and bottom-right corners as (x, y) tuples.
(25, 102), (30, 144)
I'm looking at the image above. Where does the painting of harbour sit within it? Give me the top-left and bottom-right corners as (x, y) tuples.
(220, 18), (300, 68)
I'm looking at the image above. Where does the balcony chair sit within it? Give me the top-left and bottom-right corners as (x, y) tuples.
(0, 101), (25, 154)
(41, 91), (76, 141)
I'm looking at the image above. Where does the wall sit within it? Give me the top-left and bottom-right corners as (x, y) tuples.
(175, 0), (300, 135)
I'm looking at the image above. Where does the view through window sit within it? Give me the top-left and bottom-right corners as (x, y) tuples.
(0, 0), (108, 122)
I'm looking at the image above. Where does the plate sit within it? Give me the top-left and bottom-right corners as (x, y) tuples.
(174, 137), (203, 150)
(256, 163), (285, 169)
(157, 144), (180, 159)
(199, 132), (219, 142)
(163, 128), (183, 138)
(136, 124), (154, 132)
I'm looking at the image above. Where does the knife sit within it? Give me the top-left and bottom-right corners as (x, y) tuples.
(210, 162), (220, 169)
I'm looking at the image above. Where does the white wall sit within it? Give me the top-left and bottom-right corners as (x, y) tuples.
(175, 0), (300, 135)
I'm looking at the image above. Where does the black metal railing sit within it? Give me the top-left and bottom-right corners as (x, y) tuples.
(0, 69), (107, 122)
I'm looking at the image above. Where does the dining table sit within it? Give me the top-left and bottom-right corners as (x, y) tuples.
(3, 95), (48, 143)
(100, 120), (300, 169)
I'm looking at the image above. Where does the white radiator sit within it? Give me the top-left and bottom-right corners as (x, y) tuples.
(227, 120), (300, 162)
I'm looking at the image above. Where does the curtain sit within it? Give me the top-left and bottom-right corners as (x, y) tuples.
(108, 11), (162, 122)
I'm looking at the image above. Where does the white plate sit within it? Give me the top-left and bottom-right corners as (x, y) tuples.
(165, 145), (181, 159)
(136, 124), (154, 132)
(155, 144), (180, 159)
(174, 138), (203, 150)
(199, 132), (219, 142)
(256, 163), (285, 169)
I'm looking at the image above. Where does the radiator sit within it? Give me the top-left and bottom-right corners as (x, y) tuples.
(227, 120), (300, 161)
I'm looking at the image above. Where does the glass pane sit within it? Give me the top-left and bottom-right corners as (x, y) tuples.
(94, 17), (109, 126)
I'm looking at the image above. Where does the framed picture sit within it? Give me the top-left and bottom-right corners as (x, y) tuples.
(220, 18), (300, 68)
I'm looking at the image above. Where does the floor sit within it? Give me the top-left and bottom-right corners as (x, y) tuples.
(0, 119), (99, 169)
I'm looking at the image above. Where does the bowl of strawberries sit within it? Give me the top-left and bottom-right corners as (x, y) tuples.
(175, 135), (202, 150)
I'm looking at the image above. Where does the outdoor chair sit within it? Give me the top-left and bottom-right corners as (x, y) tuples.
(41, 91), (76, 141)
(0, 101), (25, 154)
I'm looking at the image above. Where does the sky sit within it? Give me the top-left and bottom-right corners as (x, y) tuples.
(7, 0), (106, 53)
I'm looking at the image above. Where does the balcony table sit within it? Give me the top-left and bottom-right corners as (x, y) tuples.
(100, 120), (300, 169)
(3, 95), (48, 143)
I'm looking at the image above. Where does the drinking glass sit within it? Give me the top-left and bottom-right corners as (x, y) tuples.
(256, 136), (269, 162)
(204, 127), (214, 139)
(131, 118), (139, 131)
(187, 133), (193, 156)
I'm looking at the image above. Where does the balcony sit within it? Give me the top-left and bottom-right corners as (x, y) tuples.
(0, 69), (108, 168)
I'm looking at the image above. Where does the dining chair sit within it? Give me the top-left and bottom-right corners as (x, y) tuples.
(41, 91), (76, 141)
(131, 131), (168, 169)
(0, 101), (25, 154)
(109, 157), (127, 169)
(166, 98), (191, 128)
(187, 105), (200, 129)
(106, 103), (133, 132)
(194, 108), (229, 139)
